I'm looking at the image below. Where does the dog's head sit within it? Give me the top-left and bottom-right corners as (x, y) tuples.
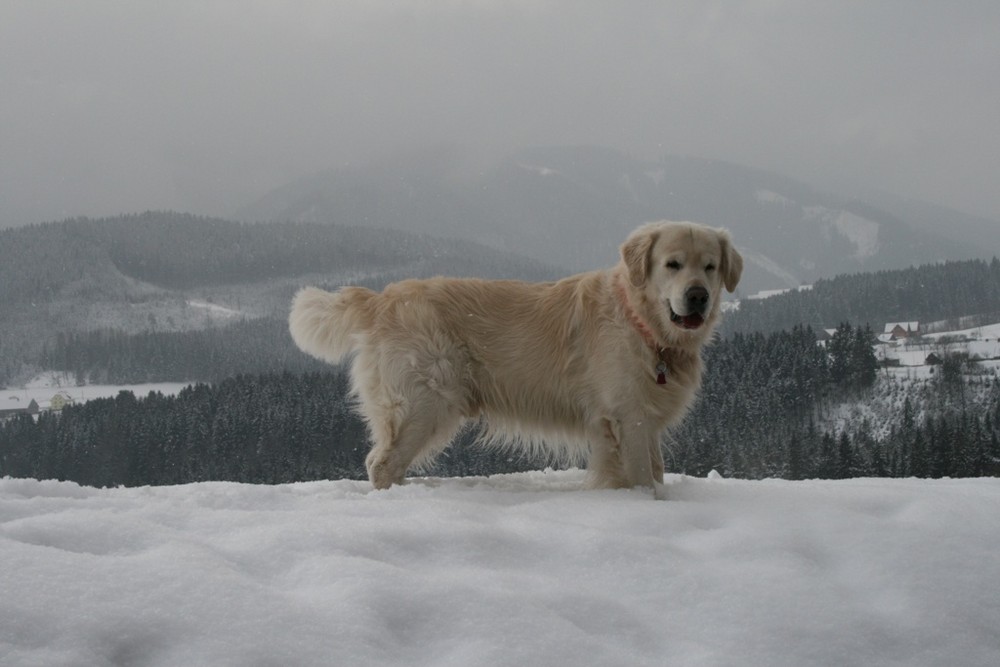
(620, 221), (742, 345)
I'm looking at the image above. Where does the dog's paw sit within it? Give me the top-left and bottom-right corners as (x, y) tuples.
(365, 451), (405, 490)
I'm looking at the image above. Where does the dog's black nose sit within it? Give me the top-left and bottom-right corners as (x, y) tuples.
(685, 285), (709, 314)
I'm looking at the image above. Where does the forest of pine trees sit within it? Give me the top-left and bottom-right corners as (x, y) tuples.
(39, 319), (329, 385)
(670, 324), (1000, 480)
(0, 372), (540, 488)
(721, 257), (1000, 335)
(4, 324), (997, 488)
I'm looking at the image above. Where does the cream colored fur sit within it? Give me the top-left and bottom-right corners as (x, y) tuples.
(289, 221), (742, 496)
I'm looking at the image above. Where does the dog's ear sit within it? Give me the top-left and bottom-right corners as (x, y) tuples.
(717, 229), (743, 293)
(621, 230), (658, 287)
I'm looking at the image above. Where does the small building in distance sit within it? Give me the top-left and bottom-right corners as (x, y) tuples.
(50, 391), (75, 411)
(884, 321), (919, 341)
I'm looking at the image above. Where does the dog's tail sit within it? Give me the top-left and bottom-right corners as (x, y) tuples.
(289, 286), (376, 364)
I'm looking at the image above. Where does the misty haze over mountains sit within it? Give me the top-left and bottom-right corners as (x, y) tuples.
(2, 141), (995, 301)
(4, 2), (999, 230)
(239, 145), (991, 296)
(4, 1), (998, 291)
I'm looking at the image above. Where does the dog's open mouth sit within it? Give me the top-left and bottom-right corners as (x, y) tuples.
(669, 305), (705, 330)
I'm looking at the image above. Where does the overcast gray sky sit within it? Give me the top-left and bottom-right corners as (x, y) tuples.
(2, 1), (999, 227)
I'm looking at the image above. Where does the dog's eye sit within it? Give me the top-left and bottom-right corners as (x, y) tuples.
(705, 264), (716, 272)
(666, 260), (681, 270)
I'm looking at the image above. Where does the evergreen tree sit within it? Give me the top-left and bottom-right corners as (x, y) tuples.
(817, 433), (837, 479)
(828, 323), (853, 387)
(850, 325), (878, 391)
(836, 431), (854, 480)
(787, 429), (804, 481)
(910, 427), (929, 478)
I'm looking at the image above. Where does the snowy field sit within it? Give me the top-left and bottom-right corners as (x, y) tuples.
(925, 321), (1000, 342)
(2, 470), (999, 667)
(1, 373), (189, 411)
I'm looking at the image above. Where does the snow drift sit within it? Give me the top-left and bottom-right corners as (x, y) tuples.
(2, 470), (999, 666)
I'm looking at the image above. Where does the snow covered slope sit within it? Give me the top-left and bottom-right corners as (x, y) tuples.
(2, 470), (999, 666)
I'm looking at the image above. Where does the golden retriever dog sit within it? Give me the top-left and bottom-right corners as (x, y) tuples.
(289, 221), (742, 496)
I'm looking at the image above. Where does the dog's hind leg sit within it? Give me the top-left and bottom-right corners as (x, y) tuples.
(359, 350), (468, 489)
(357, 328), (471, 489)
(365, 395), (463, 489)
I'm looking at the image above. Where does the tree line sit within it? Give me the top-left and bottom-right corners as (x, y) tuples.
(0, 211), (558, 306)
(671, 325), (1000, 479)
(39, 319), (328, 385)
(5, 324), (997, 488)
(0, 372), (536, 488)
(722, 257), (1000, 335)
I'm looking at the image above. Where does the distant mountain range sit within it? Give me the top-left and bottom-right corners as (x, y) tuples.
(238, 145), (996, 295)
(0, 212), (560, 385)
(4, 148), (1000, 388)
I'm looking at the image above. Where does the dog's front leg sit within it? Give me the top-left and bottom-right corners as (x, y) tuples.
(588, 418), (660, 493)
(648, 438), (668, 500)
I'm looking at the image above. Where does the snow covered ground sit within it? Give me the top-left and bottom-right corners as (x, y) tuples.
(2, 470), (999, 667)
(0, 373), (189, 412)
(925, 321), (1000, 342)
(186, 299), (244, 320)
(877, 320), (1000, 370)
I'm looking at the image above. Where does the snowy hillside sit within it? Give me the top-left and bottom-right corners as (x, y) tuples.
(2, 471), (999, 666)
(892, 322), (1000, 361)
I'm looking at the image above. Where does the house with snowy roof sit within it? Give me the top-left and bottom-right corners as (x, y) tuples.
(884, 321), (919, 340)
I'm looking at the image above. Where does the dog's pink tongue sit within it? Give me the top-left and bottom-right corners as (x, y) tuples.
(681, 314), (704, 329)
